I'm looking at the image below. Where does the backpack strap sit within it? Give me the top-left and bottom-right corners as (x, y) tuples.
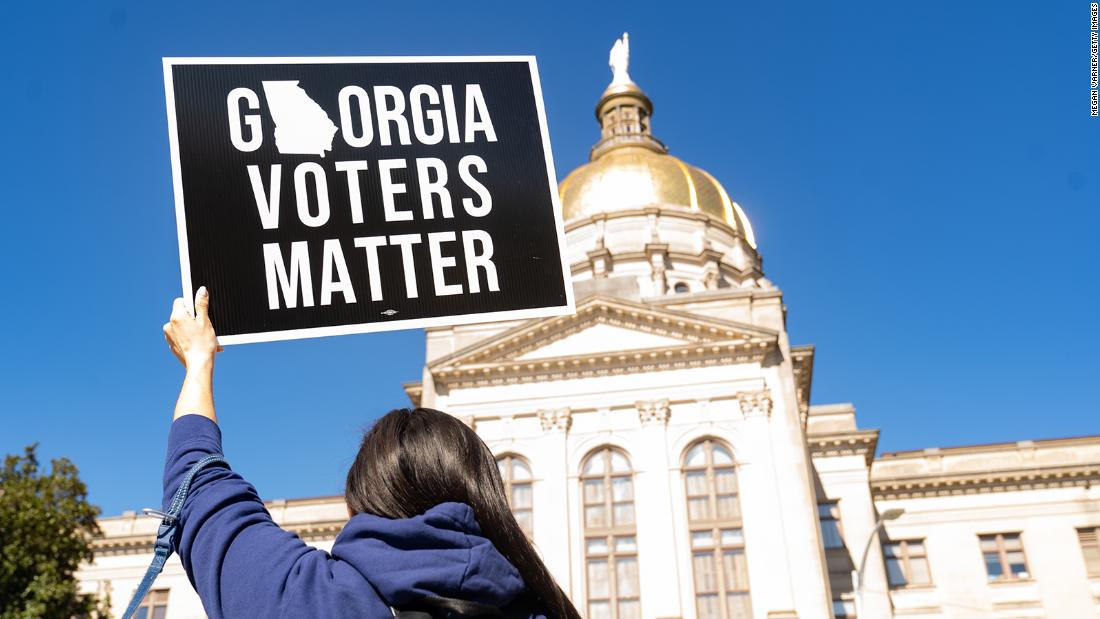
(120, 454), (228, 619)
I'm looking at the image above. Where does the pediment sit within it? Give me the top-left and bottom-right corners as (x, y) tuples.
(516, 323), (691, 360)
(429, 295), (778, 387)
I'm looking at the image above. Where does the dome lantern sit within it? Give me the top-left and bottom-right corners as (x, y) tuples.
(592, 33), (666, 159)
(559, 34), (758, 250)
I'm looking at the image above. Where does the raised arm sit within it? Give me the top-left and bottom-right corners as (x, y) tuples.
(163, 286), (220, 422)
(160, 289), (378, 618)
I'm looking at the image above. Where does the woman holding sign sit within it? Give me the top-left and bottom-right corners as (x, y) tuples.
(157, 287), (580, 619)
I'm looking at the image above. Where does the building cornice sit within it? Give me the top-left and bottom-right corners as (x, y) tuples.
(569, 249), (762, 283)
(877, 434), (1100, 459)
(808, 429), (880, 466)
(790, 345), (814, 425)
(872, 434), (1100, 499)
(432, 342), (773, 389)
(871, 464), (1100, 500)
(646, 286), (784, 305)
(403, 381), (423, 407)
(92, 518), (348, 557)
(91, 534), (161, 557)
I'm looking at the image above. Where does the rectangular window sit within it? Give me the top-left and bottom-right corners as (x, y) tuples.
(497, 456), (534, 538)
(585, 534), (640, 619)
(684, 440), (751, 619)
(832, 598), (855, 618)
(691, 528), (751, 619)
(134, 589), (169, 619)
(685, 471), (711, 520)
(979, 533), (1029, 581)
(884, 539), (932, 588)
(583, 448), (640, 619)
(818, 502), (844, 549)
(1079, 528), (1100, 577)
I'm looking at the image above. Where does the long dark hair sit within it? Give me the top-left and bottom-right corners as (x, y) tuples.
(345, 408), (581, 619)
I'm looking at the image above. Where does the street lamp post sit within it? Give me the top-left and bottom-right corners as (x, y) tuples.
(850, 507), (904, 618)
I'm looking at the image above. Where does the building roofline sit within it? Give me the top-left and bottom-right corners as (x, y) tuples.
(807, 402), (854, 415)
(877, 433), (1100, 460)
(97, 493), (348, 523)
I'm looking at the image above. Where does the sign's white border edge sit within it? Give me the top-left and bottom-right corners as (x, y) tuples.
(163, 59), (194, 310)
(216, 303), (573, 346)
(163, 55), (538, 65)
(162, 55), (576, 344)
(526, 56), (578, 318)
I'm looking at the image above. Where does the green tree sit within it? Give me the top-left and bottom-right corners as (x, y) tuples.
(0, 444), (108, 618)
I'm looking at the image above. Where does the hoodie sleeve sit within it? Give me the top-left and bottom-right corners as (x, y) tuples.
(162, 415), (341, 618)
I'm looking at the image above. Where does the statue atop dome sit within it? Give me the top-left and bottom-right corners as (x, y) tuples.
(609, 33), (632, 86)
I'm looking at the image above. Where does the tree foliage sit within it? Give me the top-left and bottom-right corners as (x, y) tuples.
(0, 444), (108, 618)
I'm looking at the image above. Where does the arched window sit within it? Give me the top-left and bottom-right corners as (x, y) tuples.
(673, 282), (690, 294)
(581, 447), (641, 619)
(683, 439), (752, 619)
(496, 454), (534, 537)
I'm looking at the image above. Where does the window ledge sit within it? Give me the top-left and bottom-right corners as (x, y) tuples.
(889, 584), (936, 592)
(986, 577), (1035, 586)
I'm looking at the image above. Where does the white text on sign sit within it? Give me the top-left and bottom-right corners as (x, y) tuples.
(225, 82), (502, 310)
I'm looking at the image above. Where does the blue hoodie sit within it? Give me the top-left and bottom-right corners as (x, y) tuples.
(162, 415), (547, 618)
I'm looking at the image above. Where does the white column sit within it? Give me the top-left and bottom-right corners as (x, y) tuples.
(534, 408), (575, 596)
(738, 392), (802, 617)
(762, 348), (836, 618)
(840, 471), (893, 619)
(633, 399), (684, 619)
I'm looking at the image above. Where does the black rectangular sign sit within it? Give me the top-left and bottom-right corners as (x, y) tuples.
(163, 56), (574, 344)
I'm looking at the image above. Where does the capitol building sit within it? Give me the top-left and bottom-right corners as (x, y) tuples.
(80, 40), (1100, 619)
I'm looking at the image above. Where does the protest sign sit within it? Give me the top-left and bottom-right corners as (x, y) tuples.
(163, 56), (574, 344)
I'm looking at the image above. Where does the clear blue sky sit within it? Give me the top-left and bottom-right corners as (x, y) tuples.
(2, 1), (1096, 516)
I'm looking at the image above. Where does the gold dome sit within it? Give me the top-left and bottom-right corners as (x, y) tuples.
(558, 34), (756, 248)
(559, 146), (756, 247)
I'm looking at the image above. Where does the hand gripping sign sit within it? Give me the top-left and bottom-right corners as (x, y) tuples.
(163, 57), (574, 345)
